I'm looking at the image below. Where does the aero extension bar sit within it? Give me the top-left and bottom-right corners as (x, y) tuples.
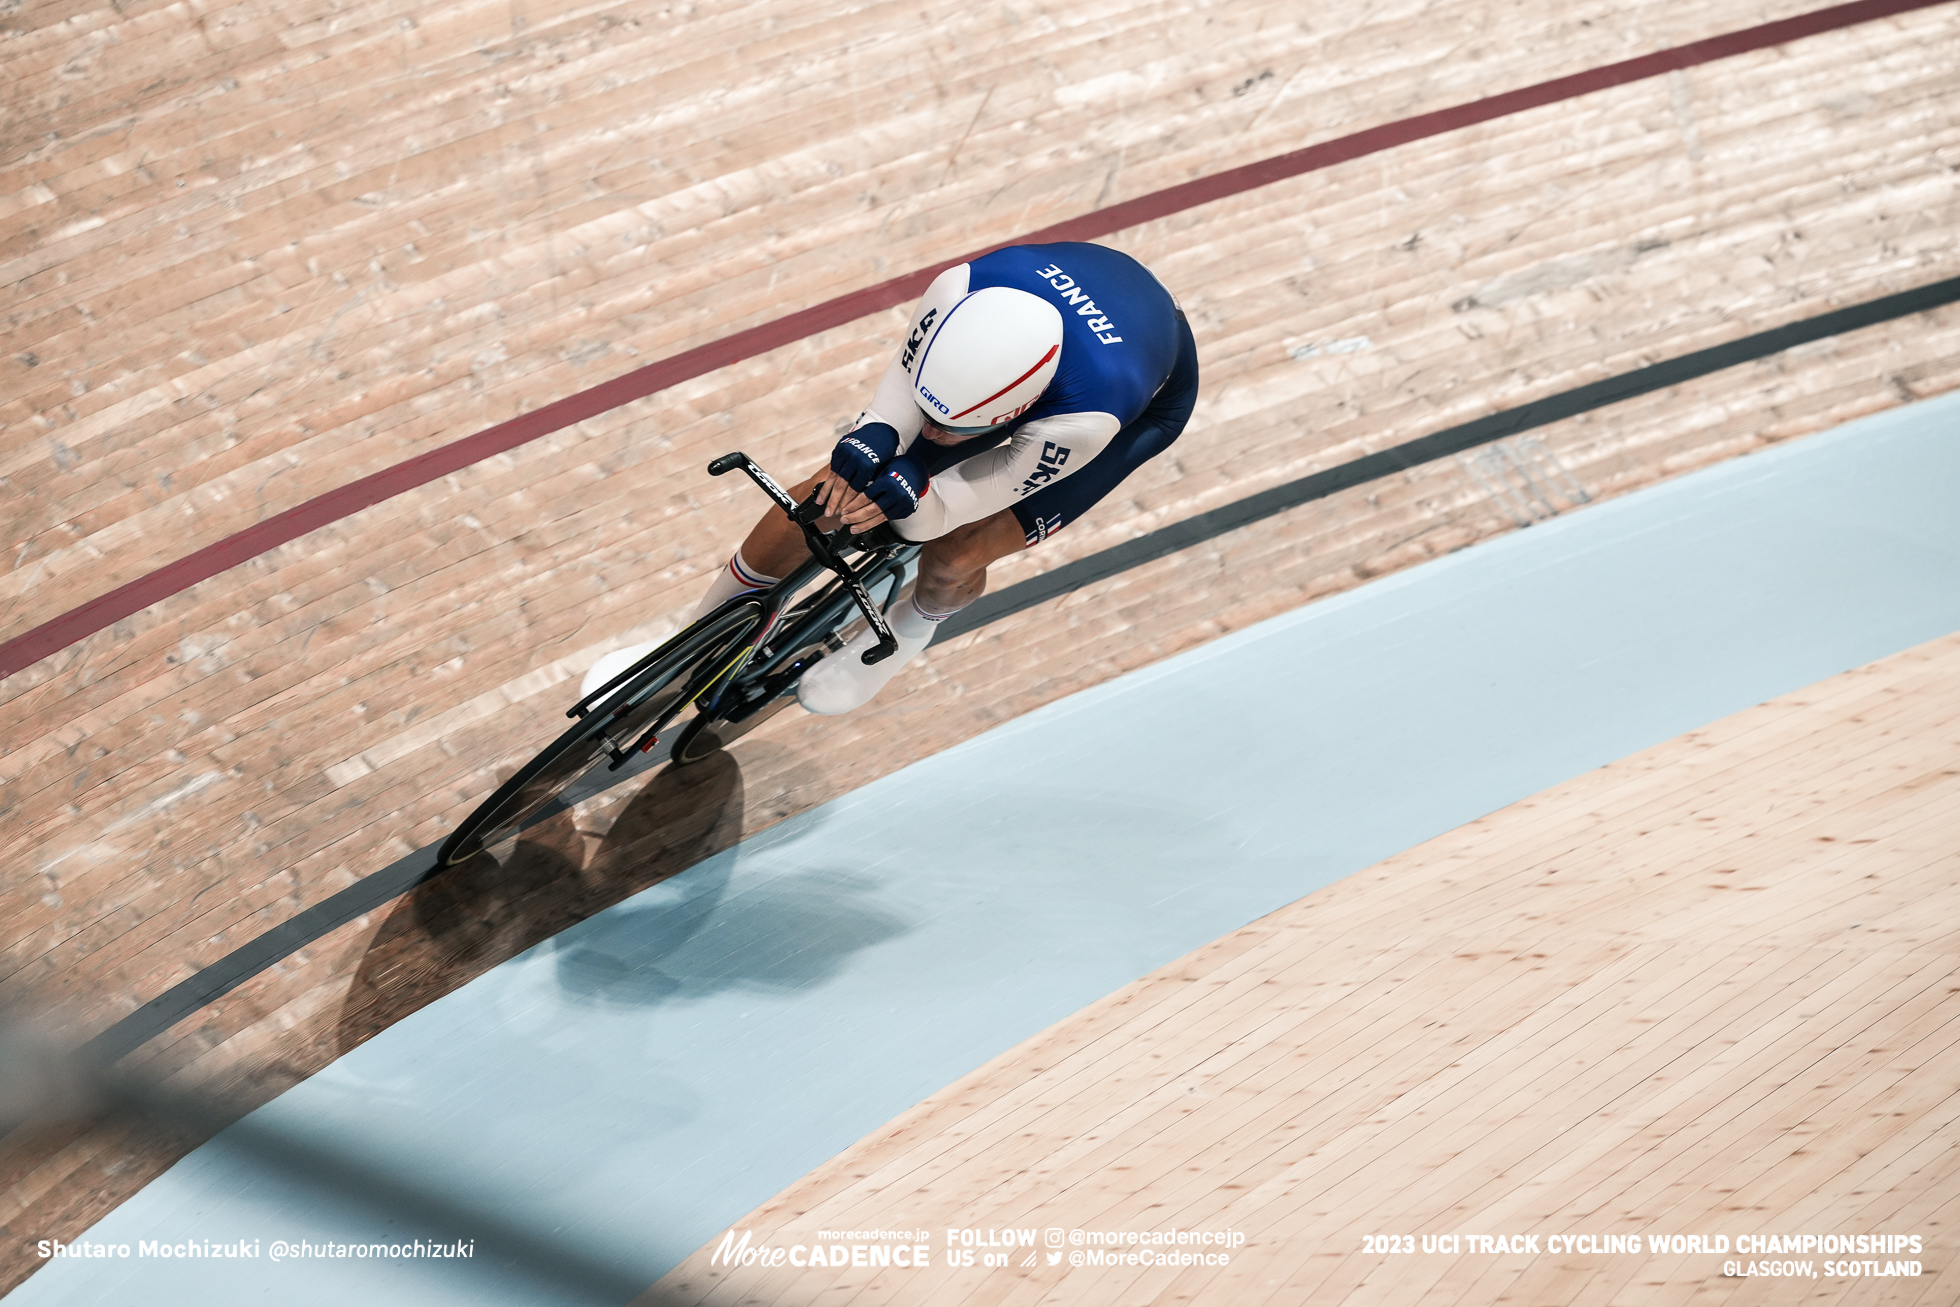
(707, 452), (899, 665)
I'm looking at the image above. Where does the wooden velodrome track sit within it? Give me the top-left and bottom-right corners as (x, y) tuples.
(655, 627), (1960, 1306)
(2, 0), (1958, 1297)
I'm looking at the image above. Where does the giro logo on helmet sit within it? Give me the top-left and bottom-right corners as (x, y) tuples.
(911, 287), (1065, 431)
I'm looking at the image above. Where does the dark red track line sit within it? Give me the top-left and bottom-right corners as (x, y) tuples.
(1, 0), (1943, 684)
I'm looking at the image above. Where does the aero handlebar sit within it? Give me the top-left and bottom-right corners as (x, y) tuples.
(709, 453), (900, 664)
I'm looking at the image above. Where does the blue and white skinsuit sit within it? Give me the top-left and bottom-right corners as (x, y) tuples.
(858, 241), (1199, 546)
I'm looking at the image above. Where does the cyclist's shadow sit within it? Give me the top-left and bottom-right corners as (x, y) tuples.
(333, 752), (745, 1055)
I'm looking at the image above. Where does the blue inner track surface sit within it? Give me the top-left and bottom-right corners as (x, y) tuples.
(13, 391), (1960, 1305)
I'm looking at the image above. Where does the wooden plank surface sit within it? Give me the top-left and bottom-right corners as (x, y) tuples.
(3, 0), (1958, 1291)
(654, 631), (1960, 1306)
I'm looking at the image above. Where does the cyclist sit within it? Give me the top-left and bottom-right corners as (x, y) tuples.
(582, 240), (1199, 714)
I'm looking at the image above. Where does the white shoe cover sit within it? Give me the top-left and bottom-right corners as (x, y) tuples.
(796, 622), (933, 715)
(580, 640), (661, 699)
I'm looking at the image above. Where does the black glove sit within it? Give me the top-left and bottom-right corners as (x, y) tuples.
(864, 455), (928, 520)
(830, 422), (900, 492)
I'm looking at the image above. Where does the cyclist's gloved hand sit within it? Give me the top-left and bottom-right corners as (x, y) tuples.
(864, 455), (928, 521)
(830, 421), (900, 492)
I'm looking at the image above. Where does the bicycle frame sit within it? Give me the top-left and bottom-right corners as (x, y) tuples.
(563, 452), (918, 761)
(706, 448), (904, 660)
(432, 452), (918, 863)
(705, 542), (915, 725)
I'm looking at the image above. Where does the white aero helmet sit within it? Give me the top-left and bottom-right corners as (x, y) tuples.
(911, 286), (1064, 434)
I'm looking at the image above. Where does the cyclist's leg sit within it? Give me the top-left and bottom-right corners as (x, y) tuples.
(585, 469), (837, 700)
(582, 532), (783, 698)
(796, 512), (1022, 715)
(913, 512), (1029, 614)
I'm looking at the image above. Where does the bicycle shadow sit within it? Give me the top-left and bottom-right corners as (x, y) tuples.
(332, 752), (746, 1056)
(546, 857), (911, 1008)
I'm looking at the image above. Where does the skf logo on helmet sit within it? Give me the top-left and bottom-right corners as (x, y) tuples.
(901, 308), (939, 373)
(917, 385), (952, 415)
(1032, 263), (1124, 344)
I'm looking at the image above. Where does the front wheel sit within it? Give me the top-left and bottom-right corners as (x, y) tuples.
(667, 647), (816, 765)
(436, 603), (763, 867)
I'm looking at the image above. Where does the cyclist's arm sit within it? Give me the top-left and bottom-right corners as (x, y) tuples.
(895, 410), (1121, 540)
(851, 265), (971, 446)
(818, 265), (967, 530)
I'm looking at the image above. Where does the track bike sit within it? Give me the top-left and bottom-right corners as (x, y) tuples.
(435, 452), (919, 869)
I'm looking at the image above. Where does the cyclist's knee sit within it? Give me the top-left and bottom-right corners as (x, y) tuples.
(918, 513), (1023, 582)
(917, 543), (977, 591)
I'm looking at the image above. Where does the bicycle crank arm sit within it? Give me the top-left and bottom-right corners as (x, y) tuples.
(724, 645), (824, 721)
